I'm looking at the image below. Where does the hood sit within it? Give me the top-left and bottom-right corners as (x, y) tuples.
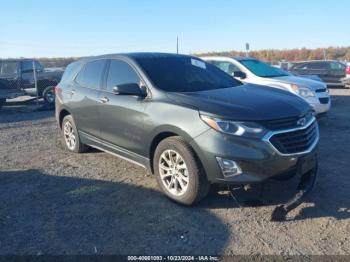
(265, 75), (326, 90)
(166, 84), (310, 121)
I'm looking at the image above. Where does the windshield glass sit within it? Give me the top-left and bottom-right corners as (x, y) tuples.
(239, 59), (289, 78)
(135, 56), (242, 92)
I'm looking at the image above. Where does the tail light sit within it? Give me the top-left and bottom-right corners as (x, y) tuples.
(54, 85), (59, 94)
(346, 65), (350, 75)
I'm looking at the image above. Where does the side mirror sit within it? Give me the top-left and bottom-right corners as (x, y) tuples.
(233, 71), (247, 79)
(112, 83), (147, 97)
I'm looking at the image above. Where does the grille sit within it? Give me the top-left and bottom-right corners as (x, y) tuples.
(319, 97), (329, 104)
(262, 112), (313, 130)
(315, 88), (327, 93)
(269, 120), (318, 154)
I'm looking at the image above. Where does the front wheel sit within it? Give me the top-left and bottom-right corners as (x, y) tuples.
(154, 136), (210, 205)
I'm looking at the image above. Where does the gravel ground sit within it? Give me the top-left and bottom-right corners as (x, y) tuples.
(0, 90), (349, 255)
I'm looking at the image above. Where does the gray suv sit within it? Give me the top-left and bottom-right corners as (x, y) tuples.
(56, 53), (319, 206)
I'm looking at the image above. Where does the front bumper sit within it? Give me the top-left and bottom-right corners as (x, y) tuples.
(304, 93), (331, 115)
(190, 125), (318, 185)
(271, 160), (317, 221)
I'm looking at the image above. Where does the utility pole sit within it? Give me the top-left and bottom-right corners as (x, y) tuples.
(176, 36), (179, 54)
(32, 60), (39, 106)
(245, 43), (250, 57)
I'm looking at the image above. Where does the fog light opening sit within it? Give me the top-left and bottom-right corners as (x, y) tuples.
(216, 157), (242, 178)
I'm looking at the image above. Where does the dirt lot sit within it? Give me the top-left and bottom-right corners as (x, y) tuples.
(0, 90), (349, 255)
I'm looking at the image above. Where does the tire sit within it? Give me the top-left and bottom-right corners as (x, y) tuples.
(61, 115), (89, 153)
(0, 99), (5, 110)
(154, 136), (210, 205)
(43, 86), (55, 106)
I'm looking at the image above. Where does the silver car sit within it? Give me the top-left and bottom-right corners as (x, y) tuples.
(201, 56), (331, 115)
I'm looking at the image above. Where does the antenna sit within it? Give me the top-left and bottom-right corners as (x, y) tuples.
(177, 36), (179, 54)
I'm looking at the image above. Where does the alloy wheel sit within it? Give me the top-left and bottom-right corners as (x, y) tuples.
(159, 149), (189, 196)
(63, 121), (76, 150)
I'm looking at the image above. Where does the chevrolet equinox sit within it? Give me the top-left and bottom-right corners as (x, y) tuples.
(56, 53), (319, 205)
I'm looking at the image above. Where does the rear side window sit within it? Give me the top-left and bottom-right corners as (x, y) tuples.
(306, 62), (328, 70)
(330, 62), (345, 70)
(21, 61), (34, 72)
(0, 61), (18, 76)
(106, 60), (141, 92)
(292, 63), (307, 69)
(75, 59), (107, 89)
(61, 62), (81, 82)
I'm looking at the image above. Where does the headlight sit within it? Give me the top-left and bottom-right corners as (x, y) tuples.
(200, 115), (267, 138)
(290, 84), (315, 98)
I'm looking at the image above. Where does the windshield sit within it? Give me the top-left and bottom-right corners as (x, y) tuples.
(135, 56), (242, 92)
(239, 59), (289, 78)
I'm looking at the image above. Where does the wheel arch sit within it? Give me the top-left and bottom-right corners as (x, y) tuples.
(148, 125), (204, 175)
(58, 108), (71, 128)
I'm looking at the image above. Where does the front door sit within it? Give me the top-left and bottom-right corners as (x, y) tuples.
(97, 59), (147, 156)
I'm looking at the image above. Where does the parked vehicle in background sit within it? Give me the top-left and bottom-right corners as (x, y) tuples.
(346, 63), (350, 79)
(289, 60), (346, 87)
(201, 56), (331, 115)
(56, 53), (318, 208)
(297, 74), (324, 83)
(343, 78), (350, 88)
(271, 61), (293, 71)
(273, 68), (324, 83)
(0, 59), (63, 110)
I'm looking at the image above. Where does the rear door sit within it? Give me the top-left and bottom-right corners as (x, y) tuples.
(307, 62), (329, 82)
(294, 62), (329, 82)
(71, 59), (107, 139)
(329, 61), (346, 85)
(97, 58), (147, 156)
(0, 61), (20, 91)
(20, 60), (37, 95)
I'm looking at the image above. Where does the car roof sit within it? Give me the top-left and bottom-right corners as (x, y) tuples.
(293, 60), (338, 64)
(0, 58), (35, 62)
(231, 56), (256, 61)
(80, 52), (194, 62)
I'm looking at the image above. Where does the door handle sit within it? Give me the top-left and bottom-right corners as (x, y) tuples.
(100, 97), (109, 103)
(69, 89), (76, 95)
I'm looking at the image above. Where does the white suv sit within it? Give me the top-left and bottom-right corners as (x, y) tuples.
(201, 56), (331, 115)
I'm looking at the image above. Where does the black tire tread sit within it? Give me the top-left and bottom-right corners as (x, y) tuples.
(43, 86), (55, 105)
(61, 115), (89, 153)
(154, 136), (210, 205)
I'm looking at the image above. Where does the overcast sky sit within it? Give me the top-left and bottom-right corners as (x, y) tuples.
(0, 0), (349, 58)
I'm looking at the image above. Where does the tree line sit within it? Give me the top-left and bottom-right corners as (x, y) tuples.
(30, 46), (350, 68)
(196, 47), (350, 63)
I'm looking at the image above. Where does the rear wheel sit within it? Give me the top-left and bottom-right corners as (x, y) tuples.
(61, 115), (89, 153)
(43, 86), (55, 106)
(154, 136), (210, 205)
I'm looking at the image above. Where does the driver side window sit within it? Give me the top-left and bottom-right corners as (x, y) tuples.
(21, 61), (34, 73)
(212, 61), (242, 76)
(106, 59), (141, 92)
